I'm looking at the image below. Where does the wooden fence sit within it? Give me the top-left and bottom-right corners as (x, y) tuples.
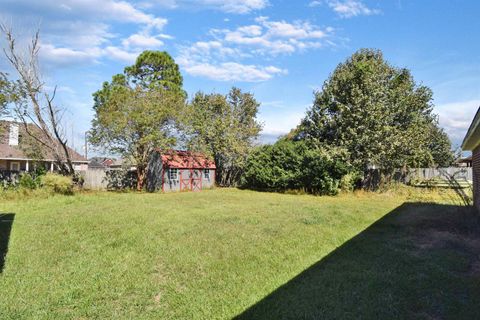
(80, 168), (137, 190)
(408, 167), (472, 182)
(81, 169), (108, 190)
(363, 167), (472, 190)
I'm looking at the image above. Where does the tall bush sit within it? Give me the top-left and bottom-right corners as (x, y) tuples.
(242, 140), (356, 195)
(41, 173), (74, 195)
(18, 173), (37, 189)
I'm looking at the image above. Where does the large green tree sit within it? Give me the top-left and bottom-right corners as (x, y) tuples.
(90, 51), (185, 190)
(185, 87), (262, 186)
(427, 124), (454, 167)
(298, 48), (453, 174)
(0, 72), (12, 115)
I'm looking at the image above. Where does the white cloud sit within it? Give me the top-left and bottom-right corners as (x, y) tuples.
(308, 1), (322, 7)
(40, 43), (140, 65)
(435, 99), (480, 146)
(54, 0), (168, 30)
(40, 43), (102, 65)
(212, 0), (268, 14)
(213, 17), (333, 55)
(122, 33), (164, 48)
(103, 46), (140, 63)
(182, 62), (286, 82)
(312, 0), (381, 18)
(8, 0), (168, 30)
(177, 40), (287, 81)
(177, 17), (332, 81)
(43, 21), (114, 48)
(155, 0), (268, 14)
(177, 38), (287, 82)
(184, 40), (243, 59)
(3, 0), (171, 66)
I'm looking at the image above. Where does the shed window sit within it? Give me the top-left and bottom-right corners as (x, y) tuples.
(204, 169), (210, 179)
(169, 168), (178, 181)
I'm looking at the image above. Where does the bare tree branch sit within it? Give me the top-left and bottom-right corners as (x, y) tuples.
(0, 23), (75, 174)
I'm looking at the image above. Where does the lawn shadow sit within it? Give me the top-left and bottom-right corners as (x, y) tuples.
(0, 213), (14, 273)
(234, 203), (480, 320)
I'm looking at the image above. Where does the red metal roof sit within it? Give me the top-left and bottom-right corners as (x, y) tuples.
(160, 150), (216, 169)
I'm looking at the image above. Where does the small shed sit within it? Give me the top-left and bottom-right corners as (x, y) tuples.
(462, 106), (480, 211)
(146, 150), (216, 192)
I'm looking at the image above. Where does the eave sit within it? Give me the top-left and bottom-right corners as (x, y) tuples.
(0, 157), (89, 163)
(462, 106), (480, 151)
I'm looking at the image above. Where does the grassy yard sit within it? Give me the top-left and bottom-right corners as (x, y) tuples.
(0, 188), (479, 319)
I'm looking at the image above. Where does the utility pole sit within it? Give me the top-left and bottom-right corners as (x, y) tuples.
(71, 122), (75, 151)
(84, 131), (88, 159)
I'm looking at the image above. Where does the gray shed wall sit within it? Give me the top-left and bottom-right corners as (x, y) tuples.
(162, 168), (215, 192)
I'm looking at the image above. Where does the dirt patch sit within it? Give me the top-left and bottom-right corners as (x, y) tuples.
(154, 292), (162, 303)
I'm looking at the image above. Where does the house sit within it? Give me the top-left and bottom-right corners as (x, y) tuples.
(455, 155), (472, 167)
(146, 150), (216, 192)
(88, 157), (127, 170)
(461, 107), (480, 211)
(0, 121), (88, 173)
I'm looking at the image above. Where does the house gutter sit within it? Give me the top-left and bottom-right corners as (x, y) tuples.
(0, 157), (89, 163)
(462, 106), (480, 151)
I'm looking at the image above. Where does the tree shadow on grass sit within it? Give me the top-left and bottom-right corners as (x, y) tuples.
(234, 203), (480, 320)
(0, 213), (14, 273)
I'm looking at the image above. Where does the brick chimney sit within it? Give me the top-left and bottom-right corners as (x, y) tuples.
(8, 123), (19, 146)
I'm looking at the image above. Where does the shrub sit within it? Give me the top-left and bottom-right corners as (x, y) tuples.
(73, 173), (85, 188)
(339, 172), (362, 192)
(104, 169), (137, 190)
(241, 140), (355, 195)
(241, 140), (305, 191)
(18, 173), (38, 190)
(41, 173), (74, 195)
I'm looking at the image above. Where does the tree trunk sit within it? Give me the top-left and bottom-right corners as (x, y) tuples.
(137, 165), (146, 191)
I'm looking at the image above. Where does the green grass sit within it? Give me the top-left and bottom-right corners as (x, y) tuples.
(0, 188), (478, 319)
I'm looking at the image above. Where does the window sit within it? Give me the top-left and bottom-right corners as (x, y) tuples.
(169, 168), (178, 181)
(204, 169), (210, 179)
(10, 162), (20, 172)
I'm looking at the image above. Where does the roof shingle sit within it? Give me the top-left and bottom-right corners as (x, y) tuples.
(0, 120), (87, 162)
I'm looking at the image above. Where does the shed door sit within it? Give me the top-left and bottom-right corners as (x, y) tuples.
(179, 169), (202, 192)
(180, 169), (191, 191)
(191, 170), (202, 192)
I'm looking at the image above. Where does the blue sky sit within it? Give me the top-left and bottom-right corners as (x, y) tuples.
(1, 0), (479, 154)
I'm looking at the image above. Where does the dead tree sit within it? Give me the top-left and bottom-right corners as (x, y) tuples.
(0, 24), (74, 174)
